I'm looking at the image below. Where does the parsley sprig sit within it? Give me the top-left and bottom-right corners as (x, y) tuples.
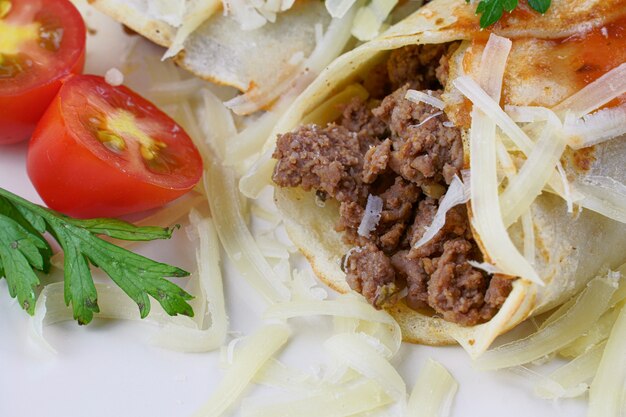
(472, 0), (551, 28)
(0, 187), (194, 325)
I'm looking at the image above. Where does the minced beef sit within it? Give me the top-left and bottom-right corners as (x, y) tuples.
(272, 44), (513, 326)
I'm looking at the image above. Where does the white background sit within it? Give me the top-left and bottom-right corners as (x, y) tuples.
(0, 2), (589, 416)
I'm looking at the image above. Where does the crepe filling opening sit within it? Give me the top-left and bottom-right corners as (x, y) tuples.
(271, 43), (513, 326)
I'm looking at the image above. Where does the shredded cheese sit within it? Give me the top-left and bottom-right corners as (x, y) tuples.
(587, 303), (626, 417)
(474, 271), (621, 370)
(405, 89), (445, 110)
(152, 210), (229, 352)
(240, 379), (392, 417)
(191, 324), (291, 417)
(456, 49), (541, 284)
(324, 333), (406, 400)
(499, 109), (564, 227)
(104, 68), (124, 86)
(163, 0), (221, 59)
(413, 175), (470, 249)
(407, 359), (458, 417)
(358, 194), (383, 237)
(535, 342), (605, 399)
(576, 175), (626, 224)
(563, 104), (626, 149)
(205, 161), (290, 303)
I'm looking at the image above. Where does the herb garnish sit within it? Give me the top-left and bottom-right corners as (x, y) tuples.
(472, 0), (551, 28)
(0, 187), (194, 325)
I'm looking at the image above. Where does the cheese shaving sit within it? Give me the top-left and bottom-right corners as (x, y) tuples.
(163, 0), (221, 59)
(407, 359), (458, 417)
(358, 194), (383, 237)
(413, 175), (469, 249)
(104, 68), (124, 86)
(264, 295), (402, 354)
(405, 89), (445, 110)
(191, 324), (291, 417)
(324, 333), (406, 400)
(199, 88), (238, 161)
(535, 341), (605, 399)
(587, 303), (626, 417)
(467, 261), (502, 275)
(499, 110), (564, 227)
(152, 211), (229, 352)
(477, 34), (512, 100)
(225, 4), (357, 115)
(576, 175), (626, 224)
(553, 62), (626, 118)
(474, 270), (620, 370)
(240, 379), (393, 417)
(325, 0), (358, 18)
(351, 0), (398, 41)
(205, 161), (290, 303)
(521, 209), (535, 264)
(563, 104), (626, 149)
(454, 76), (534, 155)
(460, 90), (541, 283)
(559, 301), (623, 358)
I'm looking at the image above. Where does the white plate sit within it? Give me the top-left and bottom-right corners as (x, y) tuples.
(0, 3), (588, 416)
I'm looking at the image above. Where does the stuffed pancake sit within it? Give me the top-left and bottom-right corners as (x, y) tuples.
(261, 0), (626, 356)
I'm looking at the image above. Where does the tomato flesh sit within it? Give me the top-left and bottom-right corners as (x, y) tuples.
(0, 0), (85, 144)
(27, 75), (204, 218)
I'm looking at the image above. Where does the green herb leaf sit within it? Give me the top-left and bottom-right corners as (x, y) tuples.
(476, 0), (505, 29)
(528, 0), (550, 14)
(0, 187), (194, 324)
(502, 0), (518, 12)
(474, 0), (550, 28)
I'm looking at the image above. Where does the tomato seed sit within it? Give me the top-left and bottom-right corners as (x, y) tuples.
(0, 1), (11, 19)
(97, 130), (126, 153)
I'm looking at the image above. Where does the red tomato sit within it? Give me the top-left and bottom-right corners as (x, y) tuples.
(27, 74), (204, 218)
(0, 0), (85, 144)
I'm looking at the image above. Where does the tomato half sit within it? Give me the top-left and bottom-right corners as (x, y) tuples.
(27, 75), (204, 218)
(0, 0), (85, 144)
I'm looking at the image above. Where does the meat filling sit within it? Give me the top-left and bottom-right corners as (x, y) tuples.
(272, 44), (513, 326)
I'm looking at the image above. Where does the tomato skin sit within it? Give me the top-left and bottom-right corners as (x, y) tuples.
(27, 75), (204, 219)
(0, 0), (86, 145)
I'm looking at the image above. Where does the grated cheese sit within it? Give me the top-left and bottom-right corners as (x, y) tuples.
(104, 68), (124, 86)
(455, 33), (541, 285)
(413, 175), (470, 249)
(407, 359), (458, 417)
(405, 89), (445, 110)
(563, 104), (626, 149)
(358, 194), (383, 237)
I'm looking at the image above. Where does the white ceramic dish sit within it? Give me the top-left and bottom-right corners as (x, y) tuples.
(0, 2), (589, 416)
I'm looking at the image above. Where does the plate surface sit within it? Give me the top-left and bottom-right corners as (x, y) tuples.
(0, 2), (588, 416)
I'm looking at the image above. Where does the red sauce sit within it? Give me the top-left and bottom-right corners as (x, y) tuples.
(563, 16), (626, 87)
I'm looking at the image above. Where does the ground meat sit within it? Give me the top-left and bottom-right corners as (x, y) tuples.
(340, 97), (388, 142)
(362, 139), (392, 184)
(272, 42), (513, 326)
(386, 44), (447, 90)
(373, 86), (464, 187)
(391, 251), (430, 311)
(345, 243), (399, 307)
(272, 124), (371, 204)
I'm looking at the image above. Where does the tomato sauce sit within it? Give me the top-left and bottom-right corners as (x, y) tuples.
(562, 16), (626, 87)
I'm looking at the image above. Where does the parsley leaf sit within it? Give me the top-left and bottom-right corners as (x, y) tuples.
(0, 187), (194, 324)
(528, 0), (550, 14)
(474, 0), (551, 28)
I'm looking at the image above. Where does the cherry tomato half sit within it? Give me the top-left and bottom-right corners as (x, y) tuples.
(27, 74), (204, 218)
(0, 0), (86, 144)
